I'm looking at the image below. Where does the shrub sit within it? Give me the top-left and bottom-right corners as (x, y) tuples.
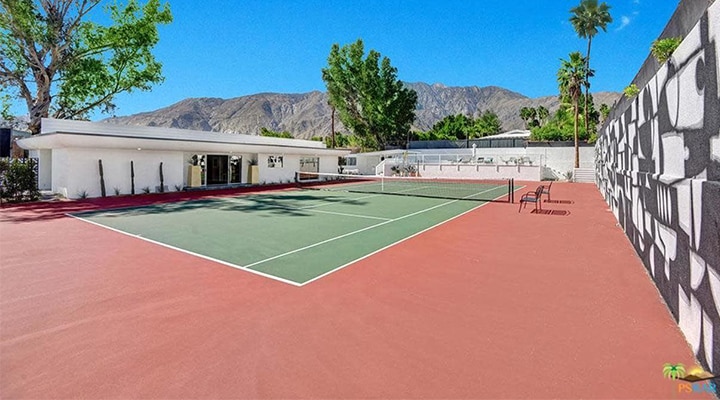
(0, 158), (40, 202)
(651, 36), (682, 64)
(624, 84), (640, 98)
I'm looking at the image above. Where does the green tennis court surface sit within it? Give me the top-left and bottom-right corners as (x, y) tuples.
(72, 184), (512, 285)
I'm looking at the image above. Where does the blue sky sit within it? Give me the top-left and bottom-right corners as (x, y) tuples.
(61, 1), (682, 118)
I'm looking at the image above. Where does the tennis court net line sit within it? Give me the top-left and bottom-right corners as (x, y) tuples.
(295, 172), (515, 203)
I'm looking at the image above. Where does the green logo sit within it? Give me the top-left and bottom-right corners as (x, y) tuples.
(663, 363), (686, 380)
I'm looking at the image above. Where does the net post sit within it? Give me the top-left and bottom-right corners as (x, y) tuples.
(509, 178), (514, 203)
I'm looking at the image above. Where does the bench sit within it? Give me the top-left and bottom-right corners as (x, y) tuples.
(518, 185), (545, 212)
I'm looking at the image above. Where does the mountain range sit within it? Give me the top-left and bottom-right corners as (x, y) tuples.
(105, 82), (621, 139)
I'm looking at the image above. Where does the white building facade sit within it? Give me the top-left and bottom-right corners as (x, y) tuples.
(18, 119), (348, 199)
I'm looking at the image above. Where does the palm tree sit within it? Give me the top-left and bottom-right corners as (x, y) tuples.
(536, 106), (549, 127)
(519, 107), (533, 129)
(570, 0), (612, 139)
(558, 52), (588, 168)
(663, 363), (686, 380)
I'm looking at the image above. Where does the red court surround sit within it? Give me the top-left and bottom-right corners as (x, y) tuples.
(0, 183), (711, 398)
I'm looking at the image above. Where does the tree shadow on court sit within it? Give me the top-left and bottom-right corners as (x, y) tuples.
(73, 193), (375, 219)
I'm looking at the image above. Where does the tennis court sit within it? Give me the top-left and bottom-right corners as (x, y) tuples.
(71, 175), (516, 285)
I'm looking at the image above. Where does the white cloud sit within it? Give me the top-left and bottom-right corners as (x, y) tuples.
(616, 15), (631, 31)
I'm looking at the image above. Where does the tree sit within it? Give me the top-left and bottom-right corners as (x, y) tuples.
(260, 127), (293, 139)
(557, 52), (588, 168)
(599, 103), (610, 123)
(474, 109), (501, 136)
(536, 106), (549, 127)
(570, 0), (612, 146)
(0, 0), (172, 135)
(425, 114), (472, 140)
(519, 107), (534, 129)
(321, 39), (417, 151)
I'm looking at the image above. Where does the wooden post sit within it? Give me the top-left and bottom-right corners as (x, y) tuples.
(159, 162), (164, 193)
(98, 159), (106, 197)
(130, 161), (135, 195)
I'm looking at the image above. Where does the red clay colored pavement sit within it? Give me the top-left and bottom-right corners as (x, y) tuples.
(0, 183), (712, 398)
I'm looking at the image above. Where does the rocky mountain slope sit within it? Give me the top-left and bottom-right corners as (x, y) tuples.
(106, 82), (621, 139)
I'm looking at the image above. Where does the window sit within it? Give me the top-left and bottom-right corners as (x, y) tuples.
(345, 157), (357, 166)
(300, 157), (320, 173)
(267, 155), (284, 168)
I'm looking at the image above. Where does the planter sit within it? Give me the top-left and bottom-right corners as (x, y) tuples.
(187, 165), (202, 187)
(247, 165), (259, 184)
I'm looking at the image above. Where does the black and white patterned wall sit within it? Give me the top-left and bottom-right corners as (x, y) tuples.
(596, 2), (720, 373)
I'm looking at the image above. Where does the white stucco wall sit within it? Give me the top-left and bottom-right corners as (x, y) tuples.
(319, 155), (340, 174)
(52, 148), (184, 199)
(352, 146), (595, 180)
(417, 164), (542, 180)
(257, 153), (295, 184)
(28, 149), (52, 190)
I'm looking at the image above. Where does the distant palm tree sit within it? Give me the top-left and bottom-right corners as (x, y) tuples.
(536, 106), (549, 127)
(558, 52), (588, 168)
(519, 107), (533, 129)
(663, 363), (686, 380)
(570, 0), (612, 138)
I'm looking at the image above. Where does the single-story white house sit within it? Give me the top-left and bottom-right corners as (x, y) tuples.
(18, 118), (349, 199)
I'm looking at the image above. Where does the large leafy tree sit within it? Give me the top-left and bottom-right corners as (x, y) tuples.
(557, 52), (588, 168)
(322, 39), (417, 151)
(427, 114), (473, 140)
(570, 0), (612, 142)
(0, 0), (172, 134)
(474, 109), (501, 136)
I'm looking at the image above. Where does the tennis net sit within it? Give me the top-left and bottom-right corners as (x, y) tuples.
(295, 172), (515, 202)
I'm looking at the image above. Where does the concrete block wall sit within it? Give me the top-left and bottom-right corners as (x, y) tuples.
(596, 0), (720, 373)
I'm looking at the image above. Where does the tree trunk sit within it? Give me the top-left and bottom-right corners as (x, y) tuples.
(584, 38), (592, 142)
(28, 96), (52, 136)
(26, 69), (54, 135)
(330, 106), (336, 148)
(574, 100), (580, 169)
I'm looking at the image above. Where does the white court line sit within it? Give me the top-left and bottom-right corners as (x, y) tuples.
(67, 184), (508, 287)
(305, 208), (391, 221)
(298, 192), (382, 209)
(244, 185), (504, 270)
(300, 185), (510, 286)
(223, 196), (389, 221)
(65, 213), (303, 287)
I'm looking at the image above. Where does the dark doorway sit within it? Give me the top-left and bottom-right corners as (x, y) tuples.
(207, 155), (229, 185)
(230, 156), (242, 183)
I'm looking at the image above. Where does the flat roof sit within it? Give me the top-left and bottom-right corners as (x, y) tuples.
(18, 118), (349, 156)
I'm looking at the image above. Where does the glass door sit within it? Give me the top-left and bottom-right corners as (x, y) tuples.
(207, 155), (229, 185)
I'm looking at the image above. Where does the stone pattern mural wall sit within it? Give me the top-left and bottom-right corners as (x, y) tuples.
(596, 2), (720, 372)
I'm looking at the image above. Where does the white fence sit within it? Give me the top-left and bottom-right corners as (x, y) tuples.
(379, 154), (542, 181)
